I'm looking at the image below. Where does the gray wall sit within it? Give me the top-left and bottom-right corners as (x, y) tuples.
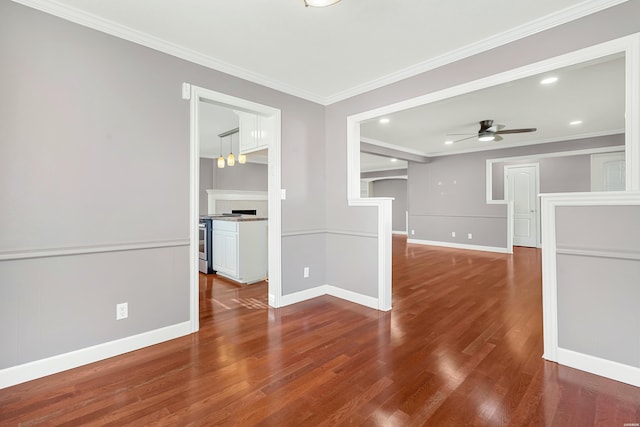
(0, 1), (325, 370)
(3, 0), (640, 376)
(408, 153), (508, 248)
(199, 158), (214, 215)
(371, 179), (407, 232)
(213, 162), (268, 191)
(325, 0), (640, 289)
(492, 134), (623, 199)
(407, 135), (624, 249)
(555, 205), (640, 367)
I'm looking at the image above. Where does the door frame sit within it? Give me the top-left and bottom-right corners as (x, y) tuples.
(184, 83), (282, 333)
(504, 163), (540, 248)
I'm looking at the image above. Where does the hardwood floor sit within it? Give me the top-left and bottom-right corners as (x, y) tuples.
(2, 236), (640, 426)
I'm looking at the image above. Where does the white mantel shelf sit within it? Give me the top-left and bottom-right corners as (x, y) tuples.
(206, 189), (268, 215)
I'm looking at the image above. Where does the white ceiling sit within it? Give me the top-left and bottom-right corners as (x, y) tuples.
(360, 54), (625, 160)
(15, 0), (625, 104)
(17, 0), (628, 172)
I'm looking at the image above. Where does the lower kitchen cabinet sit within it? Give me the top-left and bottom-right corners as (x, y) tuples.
(212, 219), (267, 284)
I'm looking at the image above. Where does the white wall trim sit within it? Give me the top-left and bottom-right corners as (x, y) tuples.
(392, 231), (408, 236)
(325, 0), (630, 104)
(556, 246), (640, 261)
(280, 229), (379, 238)
(280, 284), (380, 311)
(348, 35), (640, 317)
(206, 189), (268, 214)
(486, 145), (626, 201)
(556, 348), (640, 388)
(348, 198), (392, 311)
(10, 0), (325, 104)
(0, 239), (189, 261)
(407, 239), (511, 254)
(540, 191), (640, 369)
(12, 0), (627, 105)
(187, 84), (282, 332)
(0, 321), (191, 390)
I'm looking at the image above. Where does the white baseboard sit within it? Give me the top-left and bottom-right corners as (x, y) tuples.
(0, 321), (192, 390)
(280, 286), (328, 306)
(407, 238), (511, 254)
(556, 348), (640, 388)
(280, 284), (380, 310)
(392, 230), (408, 235)
(325, 285), (379, 310)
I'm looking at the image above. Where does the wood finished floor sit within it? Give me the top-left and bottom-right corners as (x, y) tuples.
(2, 236), (640, 426)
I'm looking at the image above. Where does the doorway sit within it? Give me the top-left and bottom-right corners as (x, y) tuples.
(186, 83), (282, 333)
(505, 164), (539, 248)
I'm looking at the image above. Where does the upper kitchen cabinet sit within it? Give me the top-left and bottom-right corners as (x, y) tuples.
(237, 111), (274, 154)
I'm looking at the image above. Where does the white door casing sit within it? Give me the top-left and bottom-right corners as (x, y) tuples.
(186, 83), (282, 333)
(505, 164), (539, 247)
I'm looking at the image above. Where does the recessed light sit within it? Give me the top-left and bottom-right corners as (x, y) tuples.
(390, 158), (398, 162)
(540, 76), (558, 85)
(444, 140), (454, 145)
(379, 118), (390, 124)
(569, 120), (583, 125)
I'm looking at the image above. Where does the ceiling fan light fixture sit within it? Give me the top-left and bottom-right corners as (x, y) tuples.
(478, 134), (495, 142)
(304, 0), (341, 7)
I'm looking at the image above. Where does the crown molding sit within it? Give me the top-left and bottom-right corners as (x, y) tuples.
(12, 0), (629, 106)
(324, 0), (630, 104)
(10, 0), (326, 105)
(360, 137), (430, 157)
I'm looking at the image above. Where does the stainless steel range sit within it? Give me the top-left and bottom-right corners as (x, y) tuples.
(198, 217), (214, 274)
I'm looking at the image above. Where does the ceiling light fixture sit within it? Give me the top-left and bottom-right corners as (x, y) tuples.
(217, 137), (225, 168)
(227, 135), (235, 167)
(379, 118), (390, 124)
(390, 158), (398, 162)
(444, 140), (454, 145)
(540, 76), (558, 85)
(304, 0), (341, 7)
(569, 120), (583, 125)
(478, 134), (495, 142)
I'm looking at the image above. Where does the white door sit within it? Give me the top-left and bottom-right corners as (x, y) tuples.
(591, 152), (625, 191)
(505, 164), (539, 247)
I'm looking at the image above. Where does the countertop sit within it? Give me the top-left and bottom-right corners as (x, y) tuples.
(200, 214), (267, 222)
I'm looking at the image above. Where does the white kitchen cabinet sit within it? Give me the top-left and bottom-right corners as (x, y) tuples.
(237, 111), (274, 154)
(212, 219), (267, 284)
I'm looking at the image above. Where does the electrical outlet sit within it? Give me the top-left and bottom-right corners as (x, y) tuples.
(303, 267), (309, 278)
(468, 233), (473, 240)
(411, 229), (415, 235)
(116, 302), (128, 320)
(451, 231), (456, 237)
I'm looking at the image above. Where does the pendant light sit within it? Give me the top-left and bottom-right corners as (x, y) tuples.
(227, 134), (235, 166)
(238, 153), (247, 164)
(217, 136), (225, 168)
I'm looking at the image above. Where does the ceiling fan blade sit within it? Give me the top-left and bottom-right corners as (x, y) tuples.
(452, 135), (477, 143)
(493, 135), (504, 142)
(495, 127), (537, 134)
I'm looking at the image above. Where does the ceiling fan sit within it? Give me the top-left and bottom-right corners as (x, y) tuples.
(449, 119), (537, 143)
